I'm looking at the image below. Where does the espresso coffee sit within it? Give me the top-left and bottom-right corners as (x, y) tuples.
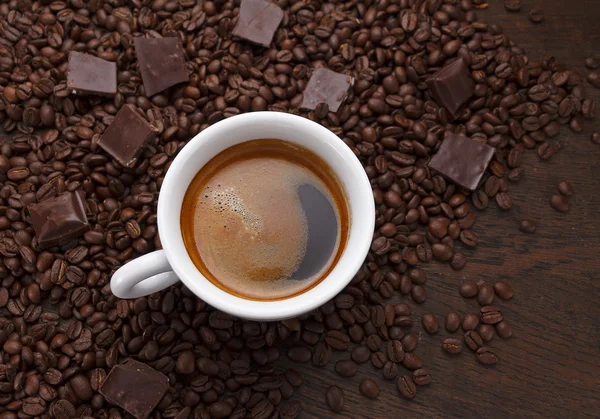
(181, 139), (349, 301)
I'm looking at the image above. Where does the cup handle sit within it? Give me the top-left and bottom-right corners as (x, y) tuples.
(110, 250), (180, 299)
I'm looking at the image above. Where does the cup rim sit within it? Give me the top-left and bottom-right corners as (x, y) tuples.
(158, 112), (374, 320)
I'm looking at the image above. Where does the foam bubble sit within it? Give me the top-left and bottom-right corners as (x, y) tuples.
(201, 187), (262, 233)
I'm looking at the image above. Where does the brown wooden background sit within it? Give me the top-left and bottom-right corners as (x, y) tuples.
(279, 1), (600, 417)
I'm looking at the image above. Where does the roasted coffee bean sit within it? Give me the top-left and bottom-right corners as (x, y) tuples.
(421, 314), (439, 335)
(351, 345), (371, 364)
(284, 369), (302, 388)
(478, 325), (495, 342)
(51, 399), (76, 418)
(325, 385), (344, 412)
(588, 72), (600, 88)
(389, 326), (405, 341)
(287, 346), (311, 363)
(529, 8), (544, 23)
(401, 333), (418, 353)
(465, 331), (484, 351)
(371, 305), (385, 327)
(429, 218), (449, 239)
(472, 190), (489, 210)
(450, 252), (467, 270)
(251, 399), (274, 419)
(519, 220), (537, 233)
(557, 181), (573, 197)
(325, 331), (350, 350)
(432, 243), (453, 261)
(459, 281), (479, 298)
(386, 340), (405, 363)
(442, 337), (463, 354)
(334, 360), (357, 377)
(476, 347), (499, 365)
(504, 0), (521, 12)
(582, 99), (596, 119)
(359, 378), (379, 399)
(280, 400), (302, 419)
(481, 306), (503, 324)
(70, 374), (93, 400)
(586, 55), (600, 69)
(383, 361), (399, 380)
(462, 313), (480, 331)
(371, 352), (387, 369)
(209, 401), (233, 419)
(460, 230), (479, 247)
(176, 350), (196, 375)
(537, 142), (554, 160)
(312, 342), (332, 367)
(397, 375), (417, 399)
(550, 194), (569, 212)
(478, 283), (495, 305)
(402, 353), (423, 371)
(445, 312), (461, 333)
(209, 311), (234, 329)
(495, 192), (512, 211)
(367, 334), (383, 352)
(412, 369), (432, 386)
(570, 116), (584, 133)
(496, 321), (513, 339)
(411, 286), (427, 304)
(494, 281), (514, 300)
(22, 397), (46, 416)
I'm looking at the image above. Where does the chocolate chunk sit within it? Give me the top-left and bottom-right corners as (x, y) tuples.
(428, 133), (495, 191)
(300, 68), (354, 113)
(67, 51), (117, 96)
(100, 359), (169, 419)
(134, 37), (188, 97)
(27, 191), (89, 249)
(232, 0), (284, 47)
(98, 104), (158, 167)
(426, 58), (474, 120)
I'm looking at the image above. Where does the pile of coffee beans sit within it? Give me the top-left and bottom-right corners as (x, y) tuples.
(0, 0), (595, 418)
(550, 180), (572, 213)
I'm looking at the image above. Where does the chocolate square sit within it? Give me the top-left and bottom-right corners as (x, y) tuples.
(67, 51), (117, 96)
(100, 359), (169, 419)
(300, 68), (354, 113)
(426, 58), (475, 121)
(232, 0), (284, 47)
(98, 104), (157, 167)
(27, 191), (89, 249)
(428, 133), (495, 191)
(134, 37), (188, 97)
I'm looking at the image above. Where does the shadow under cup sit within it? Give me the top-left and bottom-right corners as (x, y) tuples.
(158, 112), (374, 320)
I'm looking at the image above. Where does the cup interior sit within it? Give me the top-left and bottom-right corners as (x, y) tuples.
(158, 112), (374, 320)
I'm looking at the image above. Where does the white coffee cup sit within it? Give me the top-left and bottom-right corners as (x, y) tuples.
(110, 112), (375, 320)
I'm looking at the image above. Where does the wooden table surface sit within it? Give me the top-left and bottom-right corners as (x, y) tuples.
(282, 1), (600, 417)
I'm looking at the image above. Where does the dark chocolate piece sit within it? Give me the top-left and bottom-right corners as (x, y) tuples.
(426, 58), (474, 120)
(67, 51), (117, 96)
(300, 68), (354, 113)
(100, 359), (169, 419)
(232, 0), (284, 47)
(428, 133), (495, 191)
(134, 37), (188, 97)
(27, 191), (89, 249)
(98, 104), (158, 167)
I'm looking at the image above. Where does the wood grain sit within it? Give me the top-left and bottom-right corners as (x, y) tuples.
(279, 1), (600, 417)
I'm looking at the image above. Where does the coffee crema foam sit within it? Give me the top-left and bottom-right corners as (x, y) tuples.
(181, 139), (349, 301)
